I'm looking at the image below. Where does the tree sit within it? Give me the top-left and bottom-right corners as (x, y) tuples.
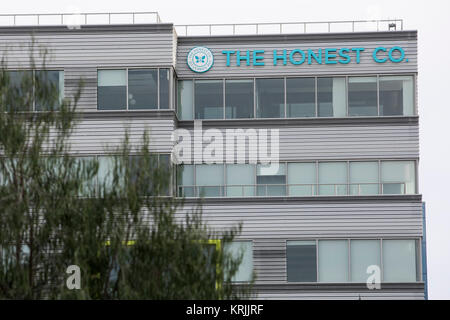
(0, 41), (254, 299)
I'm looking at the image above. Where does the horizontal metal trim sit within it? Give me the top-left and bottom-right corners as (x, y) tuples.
(177, 30), (418, 45)
(0, 23), (174, 34)
(246, 282), (424, 291)
(79, 109), (177, 120)
(177, 116), (419, 129)
(181, 194), (423, 205)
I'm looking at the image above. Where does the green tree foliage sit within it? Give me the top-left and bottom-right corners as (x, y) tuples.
(0, 41), (254, 299)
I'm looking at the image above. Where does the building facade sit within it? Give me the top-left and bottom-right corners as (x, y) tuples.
(0, 14), (426, 299)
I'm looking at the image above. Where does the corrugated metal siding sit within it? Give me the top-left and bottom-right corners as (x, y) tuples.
(62, 116), (175, 154)
(176, 34), (417, 78)
(180, 123), (419, 161)
(177, 200), (423, 239)
(0, 26), (175, 112)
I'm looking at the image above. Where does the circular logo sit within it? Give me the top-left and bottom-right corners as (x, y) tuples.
(187, 47), (214, 73)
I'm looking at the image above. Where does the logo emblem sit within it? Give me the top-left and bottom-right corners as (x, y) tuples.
(187, 47), (214, 73)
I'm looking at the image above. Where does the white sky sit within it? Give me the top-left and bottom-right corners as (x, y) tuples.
(0, 0), (449, 300)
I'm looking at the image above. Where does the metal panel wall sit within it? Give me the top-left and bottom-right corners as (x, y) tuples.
(178, 121), (419, 161)
(0, 25), (175, 112)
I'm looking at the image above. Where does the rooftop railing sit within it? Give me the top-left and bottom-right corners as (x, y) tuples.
(0, 12), (162, 27)
(174, 19), (404, 36)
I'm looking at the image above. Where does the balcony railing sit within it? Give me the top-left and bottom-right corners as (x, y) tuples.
(0, 12), (162, 27)
(178, 182), (407, 198)
(175, 19), (404, 37)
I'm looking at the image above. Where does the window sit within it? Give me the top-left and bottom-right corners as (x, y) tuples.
(6, 70), (64, 111)
(98, 68), (170, 110)
(382, 239), (418, 282)
(225, 79), (254, 119)
(350, 240), (381, 282)
(128, 69), (157, 109)
(226, 164), (255, 197)
(195, 80), (223, 119)
(287, 162), (316, 196)
(379, 76), (414, 116)
(224, 241), (253, 282)
(318, 240), (349, 282)
(98, 70), (127, 110)
(287, 238), (419, 283)
(318, 162), (347, 195)
(256, 163), (286, 196)
(287, 241), (317, 282)
(381, 161), (416, 194)
(348, 77), (378, 116)
(177, 80), (193, 120)
(256, 78), (284, 118)
(349, 161), (379, 195)
(286, 77), (315, 117)
(159, 68), (170, 110)
(318, 77), (346, 117)
(35, 70), (65, 111)
(97, 156), (116, 191)
(178, 164), (194, 197)
(196, 164), (224, 197)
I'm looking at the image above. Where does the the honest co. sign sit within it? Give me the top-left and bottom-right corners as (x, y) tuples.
(187, 46), (409, 72)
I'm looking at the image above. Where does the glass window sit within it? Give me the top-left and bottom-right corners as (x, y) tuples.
(98, 70), (127, 110)
(288, 162), (316, 196)
(348, 77), (378, 116)
(318, 162), (347, 195)
(349, 161), (379, 195)
(287, 241), (317, 282)
(224, 241), (253, 282)
(225, 79), (254, 119)
(318, 240), (349, 282)
(159, 69), (170, 109)
(351, 240), (381, 282)
(7, 70), (33, 111)
(256, 163), (286, 196)
(256, 78), (284, 118)
(382, 239), (418, 282)
(128, 69), (157, 110)
(177, 80), (193, 120)
(286, 77), (316, 117)
(196, 164), (224, 197)
(226, 164), (255, 197)
(379, 76), (414, 116)
(381, 161), (416, 194)
(318, 77), (346, 117)
(195, 80), (223, 119)
(35, 70), (64, 111)
(178, 165), (194, 197)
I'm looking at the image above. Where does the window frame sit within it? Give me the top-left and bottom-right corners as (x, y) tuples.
(97, 67), (173, 111)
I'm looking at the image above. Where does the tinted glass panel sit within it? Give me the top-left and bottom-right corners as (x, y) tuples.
(288, 162), (316, 196)
(349, 161), (379, 195)
(8, 71), (33, 111)
(195, 80), (223, 119)
(381, 161), (415, 194)
(226, 164), (255, 197)
(225, 79), (254, 119)
(256, 163), (286, 196)
(348, 77), (377, 116)
(287, 241), (317, 282)
(256, 78), (284, 118)
(128, 69), (157, 110)
(318, 162), (347, 195)
(98, 70), (126, 110)
(383, 240), (417, 282)
(379, 76), (414, 116)
(159, 68), (170, 109)
(351, 240), (381, 282)
(287, 77), (315, 117)
(177, 80), (193, 120)
(224, 241), (253, 282)
(318, 240), (349, 282)
(318, 77), (346, 117)
(35, 70), (64, 111)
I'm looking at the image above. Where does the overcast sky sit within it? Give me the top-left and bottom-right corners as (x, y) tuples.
(1, 0), (449, 299)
